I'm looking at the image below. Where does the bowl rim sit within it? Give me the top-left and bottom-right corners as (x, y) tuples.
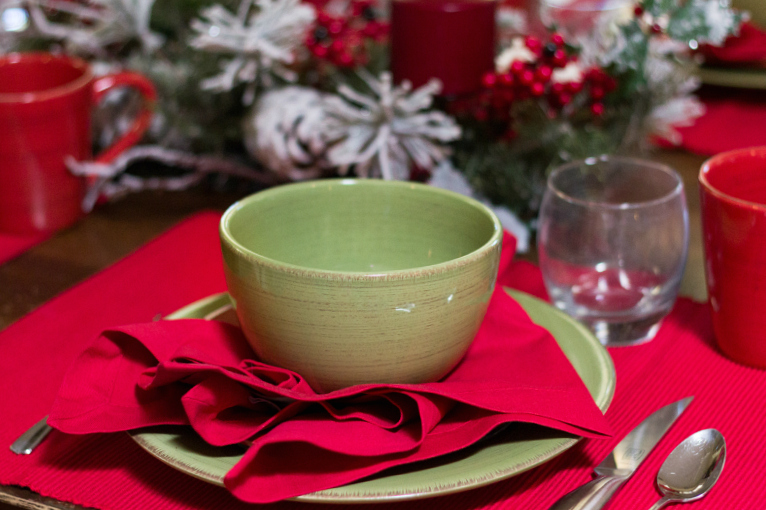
(220, 178), (503, 280)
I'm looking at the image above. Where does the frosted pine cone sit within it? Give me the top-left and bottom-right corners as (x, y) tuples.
(243, 86), (331, 181)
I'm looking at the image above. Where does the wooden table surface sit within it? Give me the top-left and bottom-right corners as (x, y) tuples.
(0, 148), (710, 510)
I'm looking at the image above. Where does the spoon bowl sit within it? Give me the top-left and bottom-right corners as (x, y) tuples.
(648, 428), (726, 510)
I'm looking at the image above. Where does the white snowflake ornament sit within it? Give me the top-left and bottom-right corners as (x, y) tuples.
(323, 71), (462, 181)
(26, 0), (164, 55)
(189, 0), (316, 104)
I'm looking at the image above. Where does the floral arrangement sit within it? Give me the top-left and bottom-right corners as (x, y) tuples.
(0, 0), (745, 238)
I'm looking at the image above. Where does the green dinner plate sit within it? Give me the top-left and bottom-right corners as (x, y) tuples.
(130, 288), (615, 503)
(698, 65), (766, 89)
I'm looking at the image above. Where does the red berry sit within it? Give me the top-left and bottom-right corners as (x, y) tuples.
(500, 72), (515, 86)
(331, 39), (345, 52)
(591, 102), (605, 116)
(551, 33), (565, 46)
(520, 69), (534, 85)
(590, 85), (605, 100)
(567, 81), (583, 94)
(329, 20), (344, 35)
(312, 45), (328, 57)
(634, 5), (644, 16)
(558, 92), (572, 105)
(551, 82), (565, 94)
(482, 72), (497, 88)
(525, 36), (542, 51)
(337, 52), (354, 66)
(362, 23), (378, 37)
(651, 23), (662, 34)
(535, 65), (553, 82)
(510, 60), (526, 75)
(552, 49), (567, 67)
(531, 82), (545, 96)
(317, 12), (332, 24)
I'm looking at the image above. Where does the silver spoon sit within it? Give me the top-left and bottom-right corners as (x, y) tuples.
(648, 428), (726, 510)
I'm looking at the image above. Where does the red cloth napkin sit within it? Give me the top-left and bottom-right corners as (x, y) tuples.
(672, 87), (766, 155)
(47, 244), (610, 503)
(4, 212), (766, 510)
(668, 22), (766, 155)
(699, 22), (766, 66)
(0, 231), (48, 265)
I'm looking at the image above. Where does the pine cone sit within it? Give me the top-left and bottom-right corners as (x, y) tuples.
(243, 86), (331, 181)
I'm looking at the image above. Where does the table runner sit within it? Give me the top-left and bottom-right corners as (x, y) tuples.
(1, 211), (766, 509)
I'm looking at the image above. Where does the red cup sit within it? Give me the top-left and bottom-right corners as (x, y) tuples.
(0, 52), (156, 234)
(700, 147), (766, 368)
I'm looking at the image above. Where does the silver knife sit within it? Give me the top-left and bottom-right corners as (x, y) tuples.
(548, 396), (694, 510)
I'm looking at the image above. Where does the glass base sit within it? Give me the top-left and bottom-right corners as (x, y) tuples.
(584, 315), (664, 347)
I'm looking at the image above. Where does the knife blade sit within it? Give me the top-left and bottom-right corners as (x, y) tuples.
(547, 396), (694, 510)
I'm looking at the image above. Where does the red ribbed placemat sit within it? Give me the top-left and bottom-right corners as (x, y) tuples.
(0, 211), (764, 509)
(674, 87), (766, 156)
(0, 232), (48, 265)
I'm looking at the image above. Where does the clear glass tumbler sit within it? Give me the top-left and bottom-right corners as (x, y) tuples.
(539, 0), (633, 40)
(537, 156), (689, 346)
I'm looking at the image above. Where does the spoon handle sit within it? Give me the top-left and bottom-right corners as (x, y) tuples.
(647, 496), (672, 510)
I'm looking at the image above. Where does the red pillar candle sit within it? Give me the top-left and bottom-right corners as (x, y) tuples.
(391, 0), (497, 96)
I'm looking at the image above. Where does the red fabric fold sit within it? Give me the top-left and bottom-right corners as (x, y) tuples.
(48, 281), (611, 503)
(668, 22), (766, 155)
(672, 87), (766, 156)
(699, 22), (766, 66)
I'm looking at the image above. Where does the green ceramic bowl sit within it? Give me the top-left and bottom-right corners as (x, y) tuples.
(220, 179), (503, 392)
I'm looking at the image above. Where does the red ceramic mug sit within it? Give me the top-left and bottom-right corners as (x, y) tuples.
(0, 52), (156, 234)
(700, 147), (766, 369)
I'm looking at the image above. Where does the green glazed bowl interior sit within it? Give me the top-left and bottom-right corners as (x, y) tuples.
(221, 179), (500, 273)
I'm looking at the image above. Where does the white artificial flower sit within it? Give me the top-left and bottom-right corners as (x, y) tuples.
(495, 37), (536, 73)
(648, 95), (705, 145)
(190, 0), (316, 104)
(701, 0), (740, 45)
(551, 61), (584, 83)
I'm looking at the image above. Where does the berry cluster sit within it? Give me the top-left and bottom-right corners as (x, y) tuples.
(581, 68), (617, 116)
(473, 35), (572, 123)
(452, 35), (617, 139)
(304, 1), (388, 68)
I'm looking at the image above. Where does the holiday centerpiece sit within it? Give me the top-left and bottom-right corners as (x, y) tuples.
(0, 0), (745, 244)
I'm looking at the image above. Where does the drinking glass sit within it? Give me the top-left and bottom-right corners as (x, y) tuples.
(539, 0), (633, 39)
(538, 156), (689, 346)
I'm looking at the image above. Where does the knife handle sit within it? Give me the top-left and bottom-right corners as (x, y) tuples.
(547, 472), (631, 510)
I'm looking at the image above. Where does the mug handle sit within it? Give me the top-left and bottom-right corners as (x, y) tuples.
(91, 72), (157, 164)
